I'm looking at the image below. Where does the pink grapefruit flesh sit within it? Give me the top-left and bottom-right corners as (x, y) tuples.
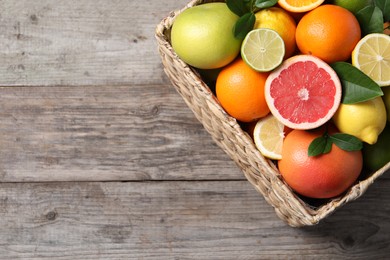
(265, 55), (341, 130)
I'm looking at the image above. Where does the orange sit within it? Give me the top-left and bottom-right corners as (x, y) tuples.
(254, 7), (297, 58)
(278, 0), (325, 13)
(296, 5), (361, 64)
(278, 127), (363, 199)
(216, 58), (270, 122)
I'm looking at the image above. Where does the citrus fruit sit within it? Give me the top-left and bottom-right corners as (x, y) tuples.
(363, 122), (390, 172)
(332, 0), (373, 14)
(351, 33), (390, 87)
(253, 114), (285, 160)
(332, 96), (387, 144)
(383, 87), (390, 122)
(296, 5), (361, 64)
(216, 58), (270, 122)
(171, 3), (241, 69)
(241, 28), (285, 72)
(278, 0), (325, 13)
(278, 128), (363, 199)
(254, 7), (297, 58)
(264, 55), (342, 130)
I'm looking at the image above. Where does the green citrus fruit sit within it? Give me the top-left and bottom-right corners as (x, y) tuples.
(171, 3), (242, 69)
(332, 0), (373, 14)
(241, 28), (285, 72)
(363, 122), (390, 172)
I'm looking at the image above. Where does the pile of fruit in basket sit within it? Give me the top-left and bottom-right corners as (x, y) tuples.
(170, 0), (390, 199)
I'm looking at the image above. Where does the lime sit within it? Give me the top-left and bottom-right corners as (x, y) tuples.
(332, 0), (372, 14)
(352, 33), (390, 87)
(241, 28), (285, 72)
(363, 122), (390, 172)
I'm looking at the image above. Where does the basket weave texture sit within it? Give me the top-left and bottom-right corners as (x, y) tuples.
(155, 0), (390, 227)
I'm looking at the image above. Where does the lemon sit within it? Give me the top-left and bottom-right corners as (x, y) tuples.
(363, 122), (390, 172)
(254, 7), (297, 58)
(241, 28), (285, 72)
(333, 97), (387, 144)
(384, 87), (390, 122)
(332, 0), (372, 14)
(351, 33), (390, 87)
(253, 114), (285, 160)
(171, 3), (242, 69)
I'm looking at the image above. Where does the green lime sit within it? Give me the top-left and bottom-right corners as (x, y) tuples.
(332, 0), (373, 14)
(363, 122), (390, 171)
(241, 28), (285, 72)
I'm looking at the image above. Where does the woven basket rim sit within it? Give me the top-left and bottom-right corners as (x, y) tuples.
(155, 0), (390, 227)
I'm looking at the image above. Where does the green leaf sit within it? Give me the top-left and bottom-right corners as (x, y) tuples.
(254, 0), (278, 10)
(331, 62), (383, 104)
(329, 133), (363, 151)
(226, 0), (250, 16)
(356, 5), (384, 35)
(233, 12), (256, 40)
(308, 135), (332, 157)
(374, 0), (390, 21)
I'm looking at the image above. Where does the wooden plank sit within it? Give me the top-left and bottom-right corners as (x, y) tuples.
(0, 180), (388, 259)
(0, 85), (243, 182)
(0, 0), (188, 87)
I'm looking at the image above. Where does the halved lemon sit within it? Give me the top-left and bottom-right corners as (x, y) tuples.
(352, 33), (390, 87)
(241, 28), (285, 72)
(278, 0), (325, 13)
(253, 114), (285, 160)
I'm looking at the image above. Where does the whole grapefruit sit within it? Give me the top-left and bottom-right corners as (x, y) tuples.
(278, 128), (363, 199)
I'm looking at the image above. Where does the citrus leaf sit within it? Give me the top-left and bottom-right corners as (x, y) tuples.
(226, 0), (249, 16)
(356, 5), (384, 35)
(331, 62), (383, 104)
(329, 133), (363, 151)
(233, 12), (255, 40)
(374, 0), (390, 21)
(308, 135), (332, 157)
(254, 0), (278, 9)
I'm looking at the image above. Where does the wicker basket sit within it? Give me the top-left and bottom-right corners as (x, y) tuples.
(155, 0), (390, 227)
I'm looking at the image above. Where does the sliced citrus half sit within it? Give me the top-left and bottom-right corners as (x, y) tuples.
(241, 28), (285, 72)
(278, 0), (325, 13)
(253, 114), (285, 160)
(265, 55), (342, 130)
(352, 33), (390, 87)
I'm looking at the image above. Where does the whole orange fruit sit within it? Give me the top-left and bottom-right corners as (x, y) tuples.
(216, 58), (270, 122)
(278, 128), (363, 199)
(296, 5), (361, 64)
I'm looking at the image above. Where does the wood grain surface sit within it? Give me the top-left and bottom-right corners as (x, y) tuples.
(0, 181), (389, 259)
(0, 0), (388, 258)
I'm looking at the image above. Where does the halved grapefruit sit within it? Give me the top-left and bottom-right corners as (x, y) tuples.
(265, 55), (342, 130)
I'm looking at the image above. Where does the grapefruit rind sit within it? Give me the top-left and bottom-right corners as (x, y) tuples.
(265, 55), (342, 130)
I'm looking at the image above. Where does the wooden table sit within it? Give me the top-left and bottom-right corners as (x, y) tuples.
(0, 0), (389, 258)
